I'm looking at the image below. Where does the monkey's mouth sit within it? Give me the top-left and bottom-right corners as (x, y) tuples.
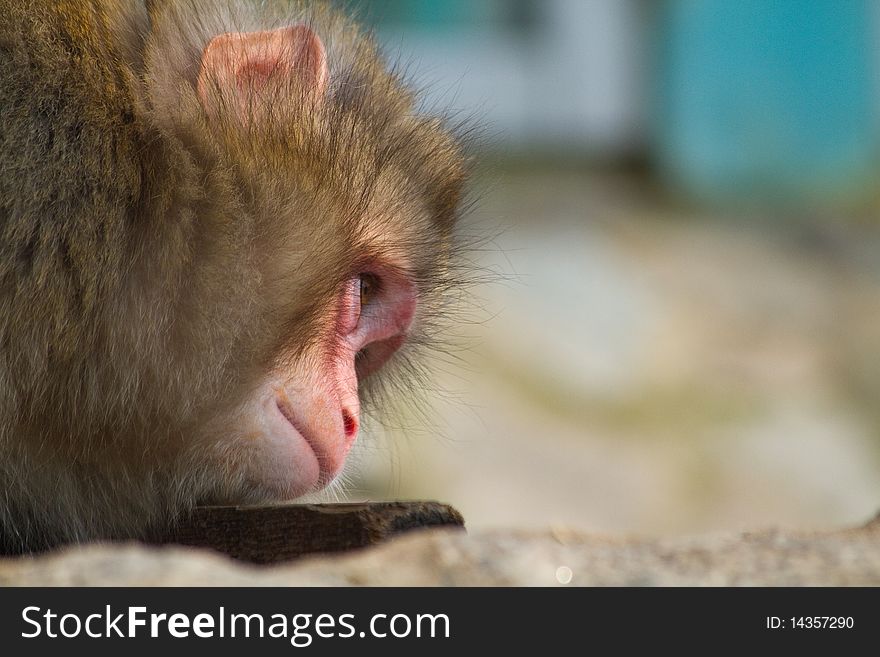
(275, 397), (307, 443)
(274, 396), (322, 480)
(273, 394), (356, 488)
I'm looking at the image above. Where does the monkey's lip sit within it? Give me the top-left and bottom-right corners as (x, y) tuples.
(273, 397), (335, 488)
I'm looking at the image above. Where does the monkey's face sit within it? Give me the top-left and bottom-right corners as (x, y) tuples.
(227, 267), (417, 500)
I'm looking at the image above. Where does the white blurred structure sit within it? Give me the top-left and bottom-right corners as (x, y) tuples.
(374, 0), (646, 155)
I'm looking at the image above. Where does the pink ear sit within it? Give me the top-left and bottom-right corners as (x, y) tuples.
(197, 25), (328, 120)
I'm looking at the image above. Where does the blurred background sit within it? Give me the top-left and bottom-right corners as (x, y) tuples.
(342, 0), (880, 535)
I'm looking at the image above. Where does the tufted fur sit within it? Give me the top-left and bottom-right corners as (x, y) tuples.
(0, 0), (467, 552)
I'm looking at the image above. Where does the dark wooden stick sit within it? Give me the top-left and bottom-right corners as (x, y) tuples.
(154, 501), (465, 564)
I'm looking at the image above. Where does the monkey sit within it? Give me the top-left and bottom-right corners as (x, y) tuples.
(0, 0), (467, 553)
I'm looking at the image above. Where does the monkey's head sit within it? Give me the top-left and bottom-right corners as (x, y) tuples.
(0, 1), (467, 550)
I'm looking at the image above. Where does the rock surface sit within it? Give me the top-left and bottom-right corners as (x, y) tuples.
(2, 514), (878, 586)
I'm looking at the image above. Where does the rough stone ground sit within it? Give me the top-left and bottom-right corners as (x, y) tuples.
(2, 514), (878, 586)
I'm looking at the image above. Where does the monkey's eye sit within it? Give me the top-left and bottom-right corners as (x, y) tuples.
(359, 273), (380, 308)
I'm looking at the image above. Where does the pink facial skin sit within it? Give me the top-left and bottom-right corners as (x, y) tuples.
(237, 267), (417, 500)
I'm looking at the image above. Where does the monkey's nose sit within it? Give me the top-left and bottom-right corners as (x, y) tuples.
(342, 408), (357, 440)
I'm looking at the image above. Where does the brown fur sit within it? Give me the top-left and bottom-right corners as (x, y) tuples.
(0, 0), (466, 552)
